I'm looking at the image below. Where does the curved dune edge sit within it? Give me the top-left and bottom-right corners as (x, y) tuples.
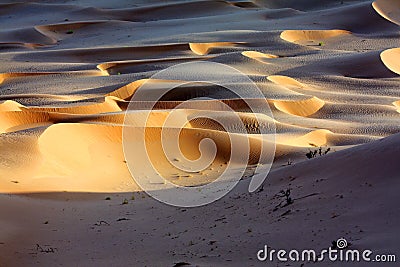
(0, 108), (187, 134)
(282, 129), (333, 147)
(273, 96), (325, 117)
(189, 42), (238, 55)
(280, 29), (351, 44)
(380, 48), (400, 75)
(372, 0), (400, 26)
(393, 101), (400, 113)
(241, 51), (279, 61)
(106, 79), (154, 100)
(267, 75), (305, 88)
(0, 100), (23, 112)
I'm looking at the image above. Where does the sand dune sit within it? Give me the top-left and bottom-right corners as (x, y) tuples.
(381, 47), (400, 75)
(373, 0), (400, 25)
(281, 129), (332, 147)
(273, 96), (325, 117)
(241, 51), (279, 63)
(288, 50), (399, 78)
(1, 119), (270, 192)
(0, 0), (399, 266)
(0, 100), (23, 112)
(267, 75), (305, 88)
(0, 111), (52, 133)
(394, 100), (400, 112)
(0, 0), (398, 191)
(280, 29), (351, 46)
(0, 27), (56, 48)
(189, 42), (239, 55)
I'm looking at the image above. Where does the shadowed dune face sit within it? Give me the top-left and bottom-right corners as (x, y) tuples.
(0, 27), (57, 49)
(254, 0), (363, 10)
(0, 0), (399, 193)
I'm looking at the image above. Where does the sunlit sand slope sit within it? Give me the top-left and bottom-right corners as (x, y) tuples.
(0, 0), (399, 193)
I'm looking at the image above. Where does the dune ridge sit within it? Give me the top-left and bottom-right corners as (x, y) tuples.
(280, 29), (352, 45)
(372, 0), (400, 26)
(189, 42), (239, 55)
(273, 96), (325, 117)
(381, 47), (400, 75)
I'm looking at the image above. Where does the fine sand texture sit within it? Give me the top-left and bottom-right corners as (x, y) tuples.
(0, 0), (399, 266)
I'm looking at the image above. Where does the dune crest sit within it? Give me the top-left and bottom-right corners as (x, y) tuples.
(267, 75), (305, 88)
(280, 29), (351, 45)
(273, 96), (325, 117)
(0, 100), (23, 112)
(242, 51), (279, 62)
(267, 76), (325, 117)
(189, 42), (238, 55)
(372, 0), (400, 26)
(380, 48), (400, 75)
(284, 129), (332, 147)
(394, 101), (400, 113)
